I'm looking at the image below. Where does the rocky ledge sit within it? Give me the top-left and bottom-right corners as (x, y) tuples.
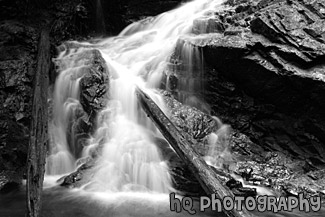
(164, 0), (325, 202)
(172, 0), (325, 165)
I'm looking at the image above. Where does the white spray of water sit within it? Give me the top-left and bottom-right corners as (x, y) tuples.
(171, 40), (205, 104)
(231, 174), (275, 196)
(46, 0), (227, 194)
(205, 116), (234, 169)
(45, 58), (83, 174)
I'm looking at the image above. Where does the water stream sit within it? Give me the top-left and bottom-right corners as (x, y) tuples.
(36, 1), (228, 216)
(46, 0), (226, 192)
(12, 0), (323, 216)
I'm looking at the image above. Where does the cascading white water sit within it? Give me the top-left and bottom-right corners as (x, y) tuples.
(173, 41), (205, 100)
(45, 54), (83, 175)
(47, 0), (227, 194)
(205, 116), (233, 169)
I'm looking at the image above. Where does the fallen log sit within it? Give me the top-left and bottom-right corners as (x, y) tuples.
(136, 87), (255, 217)
(26, 29), (50, 217)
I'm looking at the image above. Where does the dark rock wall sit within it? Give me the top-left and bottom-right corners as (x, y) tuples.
(164, 0), (325, 199)
(169, 0), (325, 167)
(0, 21), (38, 189)
(100, 0), (188, 34)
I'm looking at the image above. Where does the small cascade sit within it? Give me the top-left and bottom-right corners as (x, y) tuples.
(168, 39), (210, 114)
(173, 40), (204, 99)
(46, 49), (84, 175)
(82, 66), (172, 193)
(205, 116), (233, 169)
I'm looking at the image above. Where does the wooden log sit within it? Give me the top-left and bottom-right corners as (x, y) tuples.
(26, 29), (50, 217)
(136, 87), (255, 217)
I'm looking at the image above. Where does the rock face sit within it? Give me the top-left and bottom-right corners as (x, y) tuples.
(0, 21), (38, 191)
(161, 90), (218, 155)
(74, 49), (109, 157)
(78, 50), (110, 120)
(171, 0), (325, 166)
(165, 0), (325, 201)
(59, 158), (94, 188)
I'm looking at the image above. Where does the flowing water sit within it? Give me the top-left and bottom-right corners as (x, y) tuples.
(46, 0), (227, 192)
(2, 0), (323, 216)
(39, 1), (229, 216)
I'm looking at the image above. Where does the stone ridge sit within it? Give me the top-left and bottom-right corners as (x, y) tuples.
(170, 0), (325, 165)
(165, 0), (325, 200)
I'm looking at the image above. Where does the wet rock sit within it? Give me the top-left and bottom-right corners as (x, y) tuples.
(170, 0), (325, 168)
(160, 90), (218, 155)
(60, 158), (95, 188)
(161, 91), (218, 137)
(166, 0), (325, 198)
(154, 91), (258, 197)
(226, 178), (242, 189)
(79, 65), (109, 118)
(192, 17), (226, 34)
(76, 49), (109, 156)
(232, 151), (325, 202)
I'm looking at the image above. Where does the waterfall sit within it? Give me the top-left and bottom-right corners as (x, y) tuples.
(169, 39), (208, 112)
(46, 0), (226, 194)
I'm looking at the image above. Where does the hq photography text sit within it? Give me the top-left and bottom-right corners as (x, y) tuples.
(169, 193), (321, 215)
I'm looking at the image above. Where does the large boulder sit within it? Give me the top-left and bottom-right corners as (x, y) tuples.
(75, 49), (110, 119)
(75, 49), (109, 157)
(162, 90), (325, 200)
(169, 0), (325, 167)
(162, 0), (325, 201)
